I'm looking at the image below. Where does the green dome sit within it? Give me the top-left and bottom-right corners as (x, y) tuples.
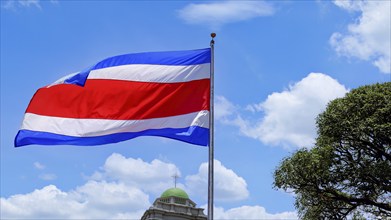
(161, 188), (189, 199)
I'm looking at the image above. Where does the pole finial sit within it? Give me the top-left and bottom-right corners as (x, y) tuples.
(210, 33), (216, 46)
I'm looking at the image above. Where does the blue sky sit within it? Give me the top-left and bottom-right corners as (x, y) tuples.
(1, 0), (390, 219)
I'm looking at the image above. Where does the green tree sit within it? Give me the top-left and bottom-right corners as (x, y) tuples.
(274, 82), (391, 219)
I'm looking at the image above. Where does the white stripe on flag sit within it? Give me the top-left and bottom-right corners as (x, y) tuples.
(88, 63), (210, 83)
(21, 111), (209, 137)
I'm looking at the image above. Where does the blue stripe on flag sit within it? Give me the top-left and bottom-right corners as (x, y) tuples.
(63, 48), (211, 86)
(15, 126), (209, 147)
(93, 48), (211, 68)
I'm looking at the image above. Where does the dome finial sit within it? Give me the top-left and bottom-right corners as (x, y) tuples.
(171, 173), (180, 188)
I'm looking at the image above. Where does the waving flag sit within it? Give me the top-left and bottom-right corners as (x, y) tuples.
(15, 48), (211, 147)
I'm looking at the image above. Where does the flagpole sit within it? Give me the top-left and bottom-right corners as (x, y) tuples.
(208, 32), (216, 220)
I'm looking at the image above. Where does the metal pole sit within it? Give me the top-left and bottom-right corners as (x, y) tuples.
(208, 32), (216, 220)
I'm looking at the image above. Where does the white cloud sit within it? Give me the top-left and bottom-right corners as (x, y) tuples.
(90, 153), (180, 194)
(33, 162), (45, 170)
(213, 205), (297, 219)
(1, 153), (295, 219)
(215, 95), (237, 121)
(330, 0), (391, 74)
(225, 73), (348, 148)
(186, 159), (249, 202)
(2, 0), (42, 10)
(0, 183), (149, 219)
(333, 0), (363, 11)
(1, 154), (182, 219)
(1, 185), (80, 219)
(73, 181), (149, 215)
(19, 0), (41, 8)
(178, 1), (275, 29)
(34, 162), (57, 180)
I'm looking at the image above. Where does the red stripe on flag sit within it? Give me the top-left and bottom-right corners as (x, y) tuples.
(26, 79), (210, 120)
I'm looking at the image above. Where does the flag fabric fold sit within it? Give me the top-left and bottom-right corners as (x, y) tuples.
(15, 48), (211, 147)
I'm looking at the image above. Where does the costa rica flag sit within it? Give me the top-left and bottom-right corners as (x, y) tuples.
(15, 48), (211, 147)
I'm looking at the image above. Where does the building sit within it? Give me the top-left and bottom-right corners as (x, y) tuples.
(141, 188), (207, 220)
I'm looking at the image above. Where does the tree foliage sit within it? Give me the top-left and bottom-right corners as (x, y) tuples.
(274, 82), (391, 219)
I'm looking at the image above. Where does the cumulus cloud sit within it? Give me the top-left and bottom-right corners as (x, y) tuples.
(1, 154), (286, 219)
(0, 183), (149, 219)
(90, 153), (180, 194)
(220, 73), (348, 148)
(73, 181), (149, 214)
(178, 1), (275, 29)
(1, 154), (184, 219)
(213, 205), (297, 219)
(330, 0), (391, 73)
(186, 159), (249, 202)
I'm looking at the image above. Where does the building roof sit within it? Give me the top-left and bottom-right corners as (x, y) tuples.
(160, 187), (189, 199)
